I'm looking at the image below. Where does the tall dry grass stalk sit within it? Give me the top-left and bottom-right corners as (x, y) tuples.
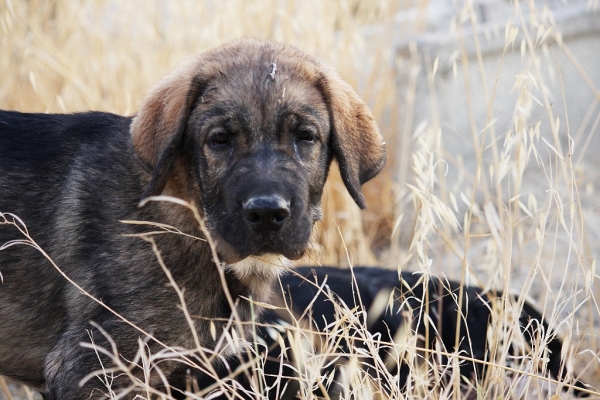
(1, 0), (599, 399)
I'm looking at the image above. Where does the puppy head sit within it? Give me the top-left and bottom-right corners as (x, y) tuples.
(131, 39), (385, 262)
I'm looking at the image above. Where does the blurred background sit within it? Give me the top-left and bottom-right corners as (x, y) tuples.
(1, 0), (599, 397)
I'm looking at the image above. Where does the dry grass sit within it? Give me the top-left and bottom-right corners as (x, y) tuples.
(1, 0), (599, 399)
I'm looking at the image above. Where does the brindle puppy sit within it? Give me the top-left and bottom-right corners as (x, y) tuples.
(0, 39), (385, 399)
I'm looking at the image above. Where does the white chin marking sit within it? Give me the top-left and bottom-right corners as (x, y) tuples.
(226, 254), (291, 280)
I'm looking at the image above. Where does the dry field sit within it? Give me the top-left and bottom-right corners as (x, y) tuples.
(1, 0), (599, 398)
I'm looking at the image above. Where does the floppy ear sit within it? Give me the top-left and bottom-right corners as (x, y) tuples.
(319, 73), (386, 209)
(131, 59), (206, 201)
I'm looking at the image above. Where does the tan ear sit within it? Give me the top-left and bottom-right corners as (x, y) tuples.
(130, 58), (206, 201)
(318, 73), (386, 209)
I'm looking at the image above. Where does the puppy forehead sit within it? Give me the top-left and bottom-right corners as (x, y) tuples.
(193, 56), (328, 124)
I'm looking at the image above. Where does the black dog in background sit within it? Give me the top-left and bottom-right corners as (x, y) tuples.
(198, 266), (590, 399)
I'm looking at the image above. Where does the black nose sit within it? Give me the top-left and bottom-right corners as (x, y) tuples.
(243, 195), (290, 233)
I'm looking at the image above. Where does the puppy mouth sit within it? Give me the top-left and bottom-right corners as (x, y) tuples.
(207, 217), (310, 263)
(255, 244), (276, 256)
(214, 238), (305, 264)
(256, 244), (304, 260)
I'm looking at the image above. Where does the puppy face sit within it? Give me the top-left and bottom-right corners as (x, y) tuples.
(186, 69), (331, 262)
(131, 39), (386, 264)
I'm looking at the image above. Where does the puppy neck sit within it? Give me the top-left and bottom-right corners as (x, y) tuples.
(226, 254), (291, 301)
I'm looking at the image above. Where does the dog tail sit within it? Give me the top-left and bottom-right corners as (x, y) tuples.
(517, 299), (589, 397)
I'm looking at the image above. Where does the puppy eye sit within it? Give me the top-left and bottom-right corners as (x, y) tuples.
(296, 130), (315, 142)
(210, 132), (230, 147)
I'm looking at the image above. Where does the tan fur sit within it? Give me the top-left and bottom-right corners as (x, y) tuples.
(131, 56), (201, 166)
(227, 255), (292, 301)
(319, 71), (386, 208)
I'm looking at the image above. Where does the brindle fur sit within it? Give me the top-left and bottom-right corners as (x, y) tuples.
(0, 39), (385, 399)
